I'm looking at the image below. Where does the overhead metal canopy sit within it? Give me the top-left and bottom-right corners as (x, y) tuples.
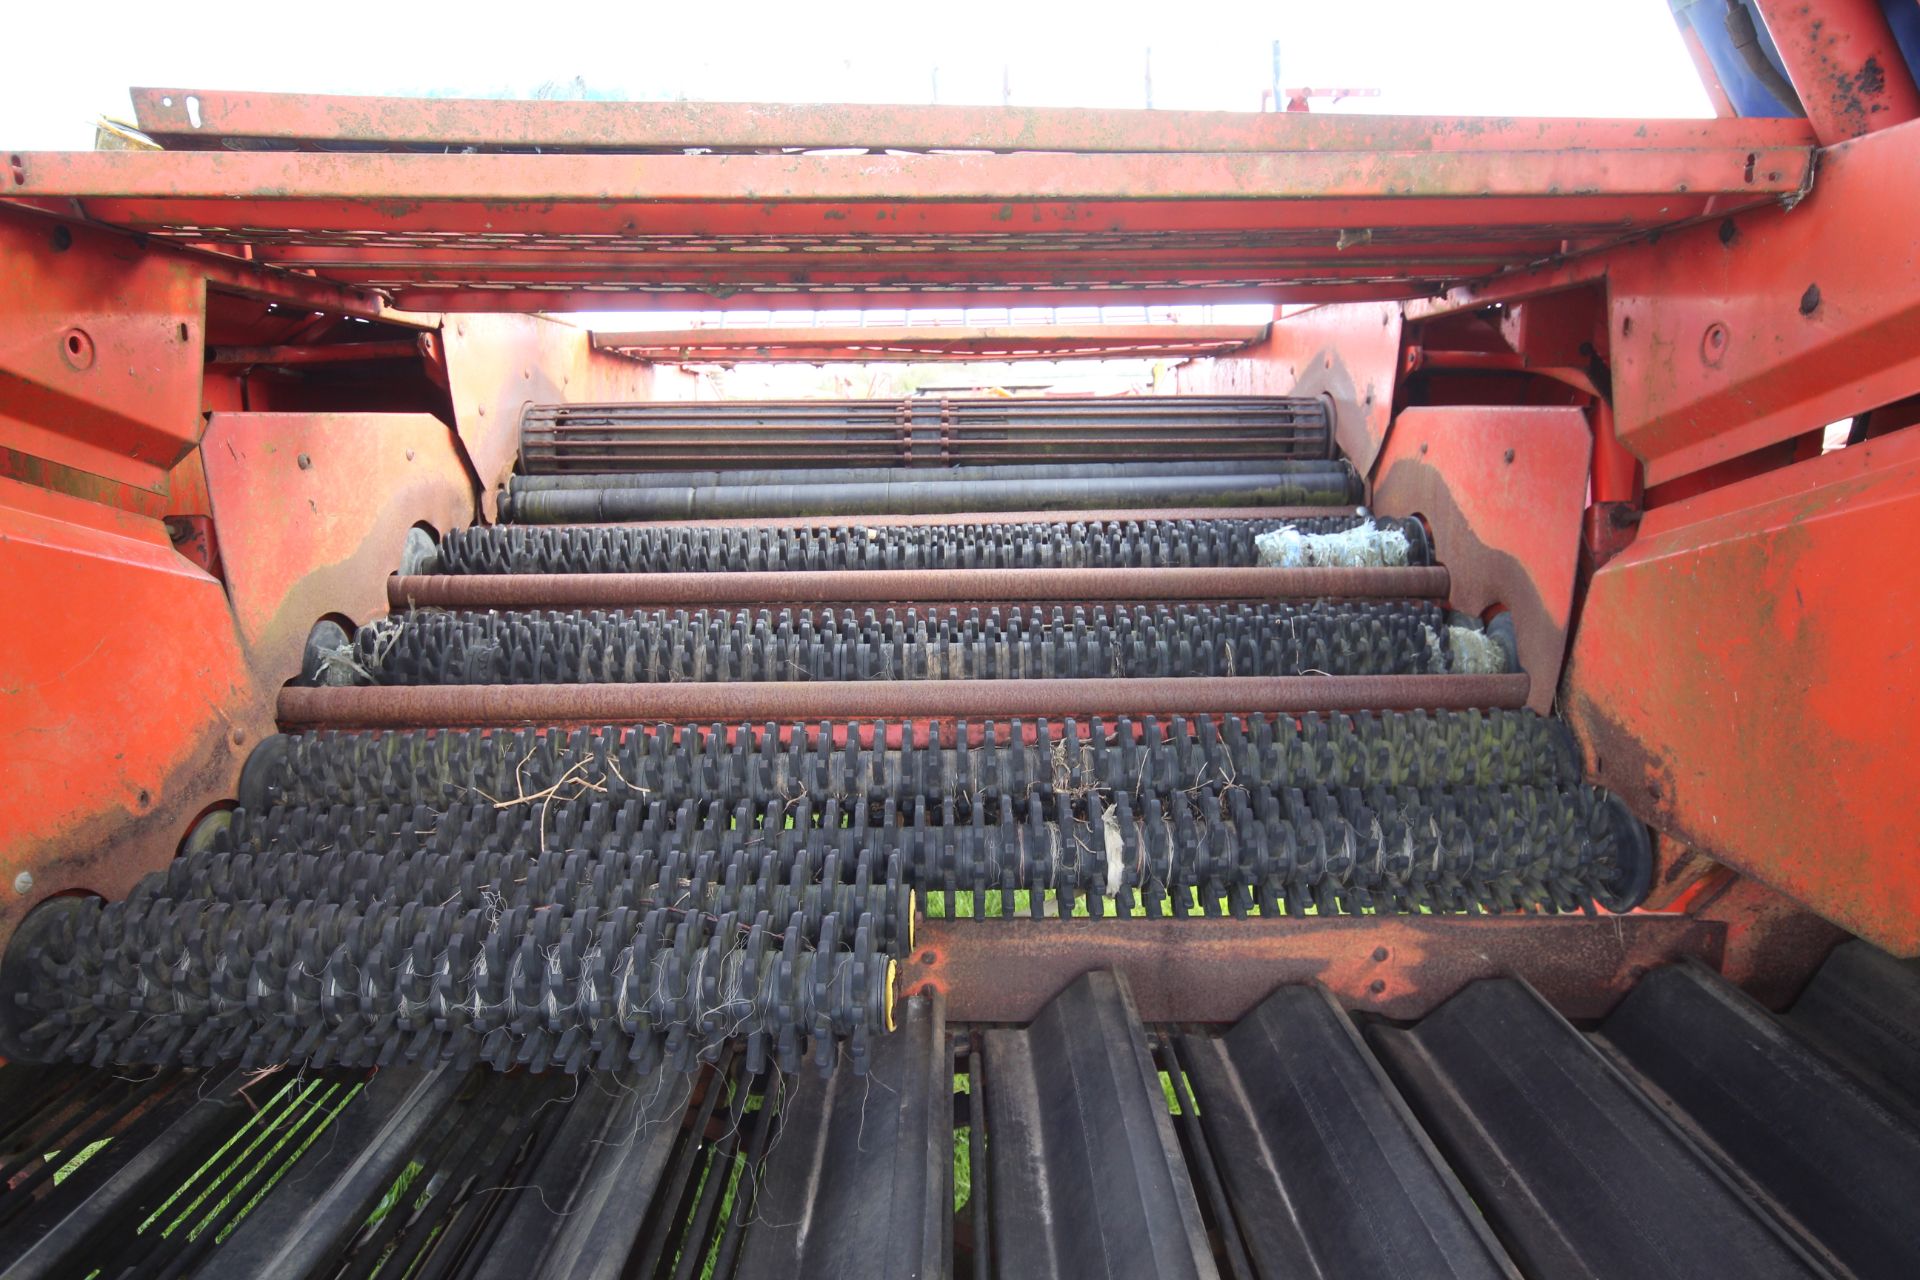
(2, 90), (1817, 313)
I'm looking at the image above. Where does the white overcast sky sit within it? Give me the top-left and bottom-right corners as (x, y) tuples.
(5, 0), (1710, 150)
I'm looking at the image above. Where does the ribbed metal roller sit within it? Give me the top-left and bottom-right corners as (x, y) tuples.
(435, 514), (1430, 575)
(519, 395), (1333, 473)
(345, 601), (1495, 685)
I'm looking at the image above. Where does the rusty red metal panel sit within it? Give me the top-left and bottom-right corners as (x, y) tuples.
(1752, 0), (1920, 142)
(899, 916), (1736, 1023)
(276, 673), (1531, 730)
(386, 565), (1448, 608)
(1371, 406), (1591, 715)
(0, 206), (205, 491)
(0, 407), (482, 957)
(591, 324), (1268, 363)
(0, 477), (266, 955)
(127, 88), (1817, 154)
(2, 144), (1810, 310)
(1610, 119), (1920, 488)
(1175, 302), (1404, 475)
(199, 413), (475, 646)
(1564, 424), (1920, 956)
(436, 315), (693, 519)
(1684, 872), (1848, 1009)
(11, 149), (1804, 204)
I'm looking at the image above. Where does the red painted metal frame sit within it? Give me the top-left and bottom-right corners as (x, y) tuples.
(591, 324), (1269, 363)
(437, 314), (692, 520)
(0, 410), (478, 955)
(1608, 119), (1920, 488)
(4, 126), (1811, 310)
(127, 88), (1816, 155)
(0, 208), (205, 491)
(1371, 406), (1591, 716)
(1400, 119), (1920, 491)
(3, 71), (1917, 998)
(1564, 423), (1920, 956)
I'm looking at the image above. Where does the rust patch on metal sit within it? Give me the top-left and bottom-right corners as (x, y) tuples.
(904, 915), (1726, 1024)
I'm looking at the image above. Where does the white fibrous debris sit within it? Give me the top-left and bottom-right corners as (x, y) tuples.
(1255, 520), (1411, 568)
(1446, 624), (1510, 674)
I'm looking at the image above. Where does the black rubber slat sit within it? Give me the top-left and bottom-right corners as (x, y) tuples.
(1784, 940), (1920, 1110)
(1366, 979), (1829, 1280)
(983, 971), (1214, 1280)
(0, 1071), (246, 1280)
(214, 1063), (465, 1279)
(516, 1074), (694, 1280)
(1596, 962), (1920, 1280)
(1179, 984), (1516, 1280)
(735, 994), (951, 1280)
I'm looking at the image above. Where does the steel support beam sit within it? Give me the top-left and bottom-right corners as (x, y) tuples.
(4, 134), (1812, 310)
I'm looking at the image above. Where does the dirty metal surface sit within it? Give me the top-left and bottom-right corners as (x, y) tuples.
(276, 672), (1530, 729)
(384, 564), (1448, 608)
(1371, 405), (1590, 715)
(1751, 0), (1920, 142)
(0, 206), (205, 491)
(1565, 426), (1920, 955)
(592, 324), (1269, 363)
(0, 402), (493, 957)
(437, 315), (691, 520)
(4, 139), (1812, 311)
(128, 88), (1819, 154)
(0, 478), (265, 955)
(1176, 302), (1405, 476)
(903, 915), (1728, 1023)
(200, 413), (474, 647)
(1668, 872), (1847, 1013)
(1609, 119), (1920, 488)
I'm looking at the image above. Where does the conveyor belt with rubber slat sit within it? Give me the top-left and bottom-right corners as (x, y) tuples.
(3, 949), (1915, 1279)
